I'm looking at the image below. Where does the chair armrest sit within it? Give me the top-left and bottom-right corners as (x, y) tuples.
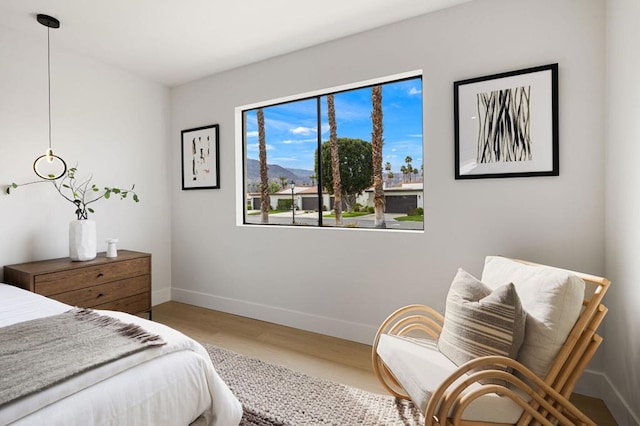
(374, 304), (444, 341)
(372, 304), (444, 399)
(425, 356), (596, 426)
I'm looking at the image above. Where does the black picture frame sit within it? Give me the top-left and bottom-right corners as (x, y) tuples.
(454, 63), (558, 179)
(181, 124), (220, 190)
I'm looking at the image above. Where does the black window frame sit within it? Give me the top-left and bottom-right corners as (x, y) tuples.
(241, 73), (424, 230)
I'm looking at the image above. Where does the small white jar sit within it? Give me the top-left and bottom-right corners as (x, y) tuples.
(106, 238), (119, 258)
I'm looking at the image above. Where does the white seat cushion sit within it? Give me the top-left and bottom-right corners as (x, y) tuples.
(377, 333), (527, 424)
(481, 256), (585, 379)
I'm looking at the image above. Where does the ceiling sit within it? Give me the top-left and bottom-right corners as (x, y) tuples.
(0, 0), (470, 87)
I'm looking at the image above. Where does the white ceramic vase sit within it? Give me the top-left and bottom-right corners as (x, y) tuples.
(69, 219), (97, 261)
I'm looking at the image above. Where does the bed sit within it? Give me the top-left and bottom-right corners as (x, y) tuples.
(0, 283), (243, 426)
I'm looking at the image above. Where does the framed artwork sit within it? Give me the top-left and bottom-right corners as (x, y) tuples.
(181, 124), (220, 190)
(454, 63), (558, 179)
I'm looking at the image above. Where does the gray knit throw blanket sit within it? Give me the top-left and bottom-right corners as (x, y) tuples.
(0, 308), (165, 407)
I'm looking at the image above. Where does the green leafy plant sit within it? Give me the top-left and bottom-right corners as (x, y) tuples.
(407, 207), (424, 216)
(5, 167), (139, 220)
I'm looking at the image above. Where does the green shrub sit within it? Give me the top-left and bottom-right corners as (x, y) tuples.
(367, 206), (374, 213)
(407, 207), (424, 216)
(277, 199), (293, 211)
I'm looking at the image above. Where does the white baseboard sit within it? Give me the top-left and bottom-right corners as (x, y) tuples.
(171, 287), (378, 345)
(152, 287), (171, 306)
(574, 369), (639, 426)
(573, 368), (604, 398)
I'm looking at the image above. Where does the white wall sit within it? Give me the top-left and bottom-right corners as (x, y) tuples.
(171, 0), (608, 391)
(604, 0), (640, 424)
(0, 25), (173, 304)
(2, 0), (635, 422)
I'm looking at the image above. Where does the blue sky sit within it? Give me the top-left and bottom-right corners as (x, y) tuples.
(244, 77), (423, 174)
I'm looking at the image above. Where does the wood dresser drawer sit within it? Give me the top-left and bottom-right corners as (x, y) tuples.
(48, 275), (149, 308)
(93, 292), (150, 314)
(3, 250), (152, 317)
(34, 257), (150, 297)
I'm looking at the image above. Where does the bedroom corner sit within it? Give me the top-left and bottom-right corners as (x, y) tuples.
(0, 23), (173, 306)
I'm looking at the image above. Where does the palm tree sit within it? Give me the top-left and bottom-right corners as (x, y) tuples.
(257, 109), (269, 224)
(327, 94), (342, 225)
(400, 165), (407, 182)
(278, 176), (288, 190)
(404, 156), (414, 183)
(371, 86), (385, 229)
(384, 162), (394, 182)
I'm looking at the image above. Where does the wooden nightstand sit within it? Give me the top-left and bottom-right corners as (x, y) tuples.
(3, 250), (152, 318)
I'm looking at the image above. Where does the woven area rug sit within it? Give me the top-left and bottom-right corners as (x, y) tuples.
(203, 343), (424, 426)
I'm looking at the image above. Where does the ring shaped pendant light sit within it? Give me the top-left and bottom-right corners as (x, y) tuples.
(33, 14), (67, 180)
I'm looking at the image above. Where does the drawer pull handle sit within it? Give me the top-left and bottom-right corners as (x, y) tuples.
(97, 273), (104, 278)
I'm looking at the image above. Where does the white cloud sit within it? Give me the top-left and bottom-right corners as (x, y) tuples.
(264, 118), (294, 132)
(282, 138), (317, 144)
(290, 126), (316, 135)
(408, 87), (422, 95)
(391, 148), (397, 152)
(246, 130), (259, 138)
(270, 157), (297, 162)
(408, 134), (423, 138)
(246, 143), (274, 152)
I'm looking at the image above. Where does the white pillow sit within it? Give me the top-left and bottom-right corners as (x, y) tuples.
(481, 256), (585, 379)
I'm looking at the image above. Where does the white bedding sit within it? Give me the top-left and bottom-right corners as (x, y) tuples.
(0, 283), (243, 426)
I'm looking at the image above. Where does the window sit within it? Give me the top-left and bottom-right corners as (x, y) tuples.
(241, 73), (423, 230)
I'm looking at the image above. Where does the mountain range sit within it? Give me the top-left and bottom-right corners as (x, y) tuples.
(245, 159), (314, 185)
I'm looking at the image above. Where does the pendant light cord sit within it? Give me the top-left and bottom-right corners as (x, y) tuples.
(33, 13), (66, 180)
(47, 26), (52, 150)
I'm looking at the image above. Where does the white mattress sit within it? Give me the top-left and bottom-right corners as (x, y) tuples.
(0, 283), (243, 426)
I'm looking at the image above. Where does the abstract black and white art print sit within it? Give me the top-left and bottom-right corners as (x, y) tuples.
(454, 64), (558, 179)
(181, 124), (220, 190)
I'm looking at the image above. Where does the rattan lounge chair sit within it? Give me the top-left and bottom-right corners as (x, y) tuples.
(372, 256), (609, 426)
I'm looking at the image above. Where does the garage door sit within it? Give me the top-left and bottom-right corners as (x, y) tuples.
(385, 195), (417, 214)
(301, 196), (319, 211)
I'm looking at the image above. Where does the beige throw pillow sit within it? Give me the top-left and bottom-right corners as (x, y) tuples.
(481, 256), (585, 379)
(438, 268), (526, 383)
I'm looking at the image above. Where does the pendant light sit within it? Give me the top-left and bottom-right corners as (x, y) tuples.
(33, 13), (67, 180)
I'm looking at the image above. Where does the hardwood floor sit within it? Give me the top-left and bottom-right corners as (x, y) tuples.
(153, 301), (617, 425)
